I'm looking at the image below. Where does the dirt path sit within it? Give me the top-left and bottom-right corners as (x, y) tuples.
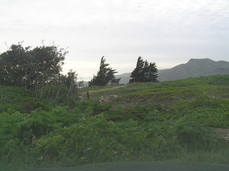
(81, 85), (127, 94)
(214, 128), (229, 140)
(28, 161), (229, 171)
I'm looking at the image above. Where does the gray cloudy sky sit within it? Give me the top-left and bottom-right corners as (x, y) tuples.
(0, 0), (229, 80)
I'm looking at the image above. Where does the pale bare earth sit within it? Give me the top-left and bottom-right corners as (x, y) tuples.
(82, 85), (127, 94)
(214, 128), (229, 141)
(80, 85), (127, 102)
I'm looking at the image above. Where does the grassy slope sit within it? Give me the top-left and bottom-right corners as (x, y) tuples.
(1, 75), (229, 170)
(80, 75), (229, 127)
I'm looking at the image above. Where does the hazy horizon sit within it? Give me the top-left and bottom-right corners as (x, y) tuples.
(1, 0), (229, 81)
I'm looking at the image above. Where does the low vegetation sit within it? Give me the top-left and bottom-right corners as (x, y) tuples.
(0, 75), (229, 170)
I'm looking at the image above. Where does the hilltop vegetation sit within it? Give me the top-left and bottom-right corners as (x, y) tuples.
(1, 75), (229, 170)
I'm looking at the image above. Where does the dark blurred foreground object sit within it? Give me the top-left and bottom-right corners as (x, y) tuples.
(27, 161), (229, 171)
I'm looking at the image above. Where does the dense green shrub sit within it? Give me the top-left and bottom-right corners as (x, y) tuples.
(174, 119), (217, 150)
(1, 75), (229, 170)
(14, 110), (56, 145)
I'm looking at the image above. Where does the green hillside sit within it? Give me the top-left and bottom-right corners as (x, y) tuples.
(1, 75), (229, 170)
(83, 75), (229, 127)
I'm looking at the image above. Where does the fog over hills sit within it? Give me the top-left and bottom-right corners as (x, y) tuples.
(116, 58), (229, 84)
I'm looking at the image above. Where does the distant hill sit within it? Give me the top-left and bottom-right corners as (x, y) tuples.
(158, 58), (229, 81)
(116, 73), (131, 84)
(116, 58), (229, 83)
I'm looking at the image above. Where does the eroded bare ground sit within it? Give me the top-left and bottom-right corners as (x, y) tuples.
(82, 85), (127, 94)
(214, 128), (229, 141)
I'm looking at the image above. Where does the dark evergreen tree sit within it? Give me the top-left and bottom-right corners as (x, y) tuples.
(129, 56), (158, 83)
(89, 56), (120, 86)
(129, 57), (144, 83)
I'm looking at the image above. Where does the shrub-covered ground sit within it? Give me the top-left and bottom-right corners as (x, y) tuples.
(1, 75), (229, 170)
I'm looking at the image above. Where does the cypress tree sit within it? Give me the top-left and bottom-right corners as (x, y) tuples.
(89, 56), (120, 86)
(129, 56), (158, 83)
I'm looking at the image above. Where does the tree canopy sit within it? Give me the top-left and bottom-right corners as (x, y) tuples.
(0, 43), (79, 100)
(129, 56), (158, 83)
(0, 44), (66, 88)
(89, 56), (120, 86)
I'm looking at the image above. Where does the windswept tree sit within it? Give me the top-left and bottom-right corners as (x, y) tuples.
(89, 56), (120, 86)
(129, 56), (158, 83)
(0, 44), (66, 89)
(27, 45), (66, 88)
(0, 43), (79, 101)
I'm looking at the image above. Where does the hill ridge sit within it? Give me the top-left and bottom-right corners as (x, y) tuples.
(116, 58), (229, 83)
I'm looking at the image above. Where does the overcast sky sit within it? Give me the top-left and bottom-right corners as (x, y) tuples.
(0, 0), (229, 80)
